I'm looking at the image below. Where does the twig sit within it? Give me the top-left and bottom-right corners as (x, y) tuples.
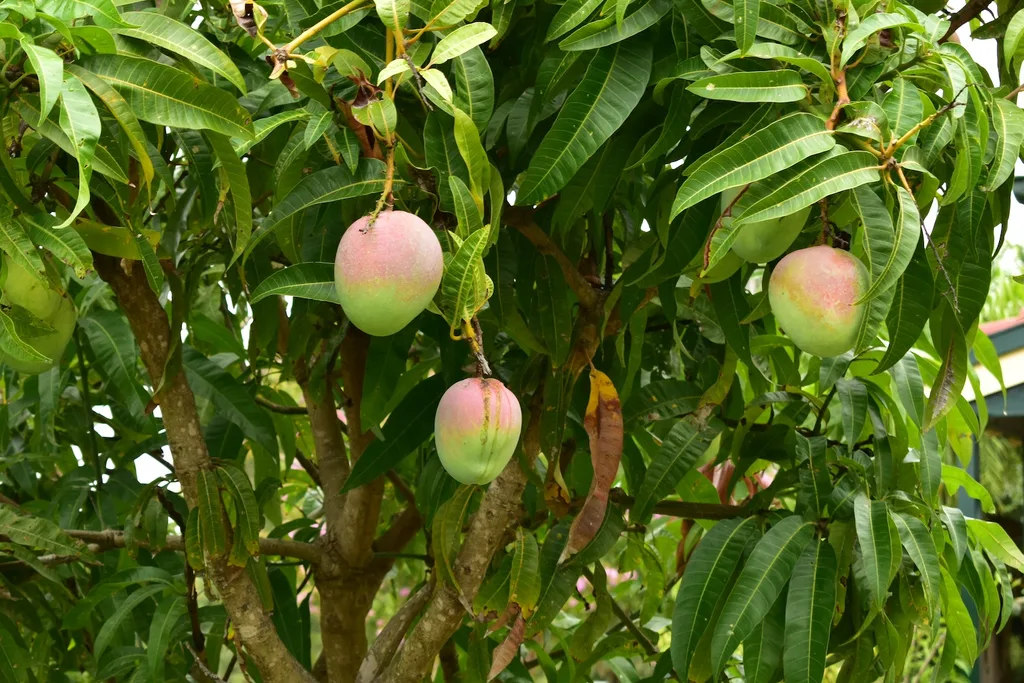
(813, 386), (837, 433)
(909, 633), (945, 683)
(255, 395), (308, 415)
(894, 166), (958, 312)
(283, 0), (370, 54)
(1006, 84), (1024, 100)
(63, 528), (322, 564)
(581, 567), (658, 656)
(826, 11), (850, 131)
(703, 184), (750, 270)
(942, 0), (992, 41)
(387, 471), (416, 505)
(185, 642), (229, 683)
(885, 91), (967, 157)
(607, 489), (749, 520)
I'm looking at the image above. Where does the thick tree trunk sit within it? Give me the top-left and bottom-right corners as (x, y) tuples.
(96, 256), (316, 683)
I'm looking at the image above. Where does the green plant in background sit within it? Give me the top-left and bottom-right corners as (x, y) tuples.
(0, 0), (1022, 681)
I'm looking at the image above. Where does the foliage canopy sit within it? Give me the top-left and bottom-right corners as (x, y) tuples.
(0, 0), (1020, 681)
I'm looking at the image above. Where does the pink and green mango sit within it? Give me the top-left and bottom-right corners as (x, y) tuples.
(334, 211), (443, 336)
(435, 378), (523, 485)
(768, 245), (869, 358)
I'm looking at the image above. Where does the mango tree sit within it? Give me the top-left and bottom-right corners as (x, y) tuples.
(0, 0), (1020, 681)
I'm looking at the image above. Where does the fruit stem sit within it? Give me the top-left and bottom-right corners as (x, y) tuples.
(464, 318), (490, 377)
(367, 143), (397, 227)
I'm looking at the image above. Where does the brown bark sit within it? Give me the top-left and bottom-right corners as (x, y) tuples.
(95, 255), (316, 683)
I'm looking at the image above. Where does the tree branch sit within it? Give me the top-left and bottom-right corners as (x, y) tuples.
(942, 0), (992, 40)
(94, 255), (316, 683)
(607, 489), (749, 520)
(62, 528), (323, 564)
(256, 395), (309, 415)
(356, 580), (434, 683)
(580, 566), (658, 656)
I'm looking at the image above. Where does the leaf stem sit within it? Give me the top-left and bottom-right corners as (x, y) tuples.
(581, 566), (658, 656)
(283, 0), (370, 54)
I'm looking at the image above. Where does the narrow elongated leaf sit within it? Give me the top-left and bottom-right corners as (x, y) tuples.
(689, 70), (807, 103)
(453, 47), (494, 131)
(632, 419), (713, 522)
(893, 512), (940, 623)
(875, 244), (932, 373)
(719, 43), (832, 91)
(517, 39), (652, 205)
(671, 517), (760, 676)
(508, 530), (541, 612)
(841, 14), (923, 66)
(20, 41), (63, 127)
(185, 507), (203, 569)
(342, 374), (446, 492)
(432, 23), (496, 65)
(796, 433), (831, 520)
(250, 263), (338, 304)
(882, 78), (923, 141)
(0, 307), (52, 363)
(453, 108), (489, 203)
(919, 428), (941, 507)
(207, 132), (252, 261)
(836, 379), (867, 453)
(547, 0), (603, 41)
(853, 495), (895, 609)
(941, 567), (978, 662)
(23, 216), (92, 278)
(783, 538), (837, 683)
(148, 595), (186, 682)
(254, 161), (386, 249)
(432, 485), (476, 589)
(982, 98), (1024, 191)
(80, 310), (147, 423)
(736, 152), (881, 224)
(855, 186), (920, 303)
(924, 317), (968, 431)
(439, 227), (491, 335)
(711, 516), (814, 673)
(671, 113), (833, 217)
(197, 468), (227, 557)
(734, 0), (759, 53)
(80, 55), (253, 139)
(743, 597), (784, 683)
(93, 584), (166, 661)
(182, 346), (277, 454)
(558, 0), (672, 51)
(567, 369), (623, 553)
(217, 463), (261, 555)
(56, 73), (100, 227)
(115, 12), (246, 93)
(375, 0), (409, 29)
(966, 519), (1024, 573)
(0, 508), (87, 557)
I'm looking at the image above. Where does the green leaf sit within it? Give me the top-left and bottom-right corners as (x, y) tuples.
(22, 216), (92, 278)
(671, 517), (760, 675)
(882, 78), (923, 141)
(509, 529), (541, 612)
(558, 0), (672, 51)
(709, 276), (753, 370)
(623, 379), (701, 424)
(688, 70), (807, 103)
(743, 596), (784, 683)
(795, 433), (831, 520)
(115, 12), (246, 93)
(453, 107), (489, 205)
(547, 0), (603, 41)
(429, 0), (485, 26)
(874, 244), (932, 373)
(453, 47), (494, 132)
(217, 463), (261, 555)
(973, 330), (1005, 407)
(342, 374), (446, 492)
(982, 98), (1024, 192)
(185, 507), (203, 570)
(534, 254), (574, 366)
(66, 64), (154, 187)
(966, 519), (1024, 573)
(923, 316), (968, 431)
(253, 161), (386, 250)
(80, 55), (253, 139)
(718, 43), (832, 92)
(632, 419), (714, 522)
(56, 73), (100, 228)
(783, 538), (837, 683)
(207, 132), (252, 262)
(711, 516), (813, 673)
(0, 507), (87, 557)
(182, 346), (277, 455)
(671, 112), (833, 217)
(855, 185), (919, 304)
(450, 176), (483, 239)
(148, 595), (187, 682)
(892, 512), (941, 623)
(250, 263), (338, 305)
(80, 310), (147, 423)
(0, 206), (43, 279)
(734, 0), (759, 54)
(92, 584), (166, 661)
(432, 485), (476, 589)
(374, 0), (409, 30)
(421, 68), (453, 103)
(841, 14), (923, 66)
(197, 468), (227, 558)
(439, 227), (491, 335)
(940, 567), (978, 663)
(432, 23), (496, 65)
(853, 495), (895, 609)
(919, 428), (942, 507)
(836, 379), (867, 453)
(940, 505), (970, 569)
(517, 39), (652, 205)
(736, 151), (881, 225)
(20, 41), (63, 127)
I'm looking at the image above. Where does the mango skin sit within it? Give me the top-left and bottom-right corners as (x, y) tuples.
(768, 245), (870, 358)
(334, 211), (443, 336)
(0, 257), (62, 319)
(721, 187), (811, 263)
(0, 295), (76, 374)
(435, 378), (523, 486)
